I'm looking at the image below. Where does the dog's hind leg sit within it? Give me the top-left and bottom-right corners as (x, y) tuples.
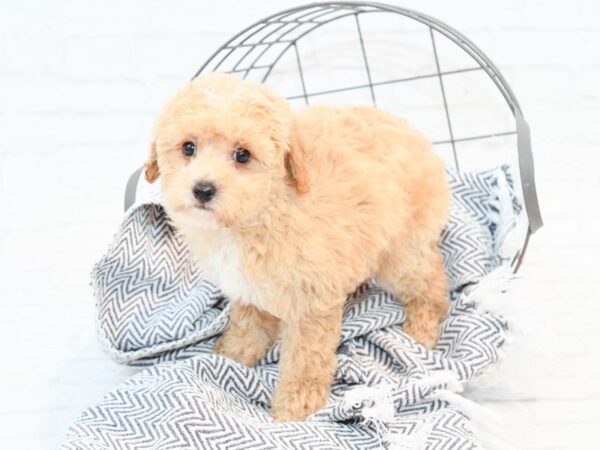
(215, 302), (279, 367)
(376, 237), (449, 349)
(272, 303), (344, 422)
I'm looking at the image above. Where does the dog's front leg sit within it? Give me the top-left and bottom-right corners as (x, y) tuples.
(272, 304), (343, 422)
(215, 302), (279, 367)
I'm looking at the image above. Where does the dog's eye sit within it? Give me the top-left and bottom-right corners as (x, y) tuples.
(182, 141), (196, 157)
(233, 148), (251, 164)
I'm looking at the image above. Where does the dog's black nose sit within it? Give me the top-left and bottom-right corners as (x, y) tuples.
(192, 182), (216, 203)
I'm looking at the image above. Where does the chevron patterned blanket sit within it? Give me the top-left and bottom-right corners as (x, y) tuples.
(62, 165), (521, 449)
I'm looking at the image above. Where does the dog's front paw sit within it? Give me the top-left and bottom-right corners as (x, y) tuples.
(271, 379), (329, 422)
(214, 327), (270, 367)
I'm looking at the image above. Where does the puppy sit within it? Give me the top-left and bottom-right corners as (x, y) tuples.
(145, 73), (450, 422)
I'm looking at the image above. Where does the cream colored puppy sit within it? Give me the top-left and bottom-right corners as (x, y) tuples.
(145, 73), (450, 422)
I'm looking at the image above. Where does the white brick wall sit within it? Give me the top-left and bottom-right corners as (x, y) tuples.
(1, 1), (599, 449)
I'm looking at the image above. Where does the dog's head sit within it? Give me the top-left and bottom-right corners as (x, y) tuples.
(146, 73), (308, 229)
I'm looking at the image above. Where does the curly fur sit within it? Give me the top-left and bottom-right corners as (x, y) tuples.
(146, 73), (450, 422)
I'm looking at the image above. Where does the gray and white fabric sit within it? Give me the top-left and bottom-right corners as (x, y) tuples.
(62, 165), (521, 449)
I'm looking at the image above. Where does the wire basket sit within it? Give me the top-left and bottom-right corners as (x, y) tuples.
(126, 1), (542, 269)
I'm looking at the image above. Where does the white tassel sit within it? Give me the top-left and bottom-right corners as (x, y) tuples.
(342, 369), (519, 449)
(432, 389), (512, 450)
(464, 266), (561, 401)
(420, 371), (513, 450)
(344, 384), (396, 448)
(386, 425), (429, 450)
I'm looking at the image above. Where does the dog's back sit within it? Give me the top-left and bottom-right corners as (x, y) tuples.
(291, 105), (449, 249)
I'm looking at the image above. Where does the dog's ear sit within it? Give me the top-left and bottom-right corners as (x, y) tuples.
(285, 124), (310, 194)
(144, 141), (160, 183)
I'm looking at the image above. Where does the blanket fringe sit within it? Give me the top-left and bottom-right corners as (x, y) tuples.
(343, 383), (396, 448)
(422, 372), (513, 450)
(465, 266), (559, 400)
(433, 387), (512, 450)
(344, 372), (511, 450)
(344, 265), (555, 449)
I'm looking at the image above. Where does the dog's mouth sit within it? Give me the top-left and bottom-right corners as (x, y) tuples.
(194, 204), (213, 212)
